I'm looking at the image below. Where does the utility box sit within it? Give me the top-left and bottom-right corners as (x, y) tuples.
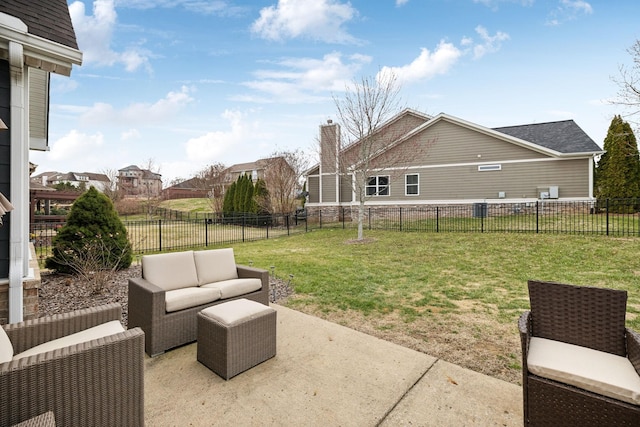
(473, 202), (488, 218)
(549, 186), (559, 199)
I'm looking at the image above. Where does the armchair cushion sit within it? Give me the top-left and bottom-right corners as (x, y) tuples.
(202, 278), (262, 299)
(143, 250), (199, 291)
(194, 248), (238, 285)
(528, 336), (640, 405)
(13, 320), (125, 360)
(0, 327), (12, 363)
(165, 287), (221, 312)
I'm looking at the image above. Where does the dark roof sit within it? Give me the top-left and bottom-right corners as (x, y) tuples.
(493, 120), (602, 154)
(0, 0), (78, 50)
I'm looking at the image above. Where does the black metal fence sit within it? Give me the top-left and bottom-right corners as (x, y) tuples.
(30, 199), (640, 263)
(302, 199), (640, 236)
(31, 212), (309, 262)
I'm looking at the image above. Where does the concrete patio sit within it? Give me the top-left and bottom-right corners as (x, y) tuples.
(145, 304), (522, 426)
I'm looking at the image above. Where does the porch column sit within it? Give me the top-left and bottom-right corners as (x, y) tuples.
(8, 40), (28, 323)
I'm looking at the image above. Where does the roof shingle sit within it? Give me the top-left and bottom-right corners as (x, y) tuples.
(0, 0), (78, 50)
(493, 120), (602, 154)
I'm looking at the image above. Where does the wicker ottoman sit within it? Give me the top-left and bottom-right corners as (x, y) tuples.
(197, 298), (276, 380)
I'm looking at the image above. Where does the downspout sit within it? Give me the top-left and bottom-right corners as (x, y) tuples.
(8, 40), (27, 323)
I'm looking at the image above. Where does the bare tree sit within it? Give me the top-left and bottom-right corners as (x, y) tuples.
(193, 163), (228, 214)
(101, 168), (122, 203)
(333, 71), (433, 240)
(261, 150), (309, 214)
(142, 158), (162, 218)
(613, 40), (640, 124)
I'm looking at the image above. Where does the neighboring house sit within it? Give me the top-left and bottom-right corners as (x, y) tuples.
(0, 0), (82, 323)
(224, 157), (291, 184)
(118, 165), (163, 198)
(305, 110), (604, 214)
(163, 177), (210, 200)
(31, 171), (111, 192)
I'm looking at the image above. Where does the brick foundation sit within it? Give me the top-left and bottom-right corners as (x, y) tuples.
(0, 243), (41, 325)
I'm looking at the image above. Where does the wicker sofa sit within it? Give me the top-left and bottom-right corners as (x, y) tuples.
(128, 248), (269, 356)
(519, 280), (640, 426)
(0, 304), (145, 427)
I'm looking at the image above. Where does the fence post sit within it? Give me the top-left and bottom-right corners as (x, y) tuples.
(436, 206), (439, 232)
(606, 199), (610, 236)
(536, 201), (539, 233)
(342, 206), (345, 229)
(158, 219), (162, 252)
(242, 213), (246, 242)
(286, 214), (290, 236)
(319, 210), (322, 229)
(399, 207), (402, 231)
(205, 218), (209, 247)
(368, 208), (371, 230)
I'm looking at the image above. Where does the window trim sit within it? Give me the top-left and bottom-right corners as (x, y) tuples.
(366, 175), (390, 197)
(405, 173), (419, 196)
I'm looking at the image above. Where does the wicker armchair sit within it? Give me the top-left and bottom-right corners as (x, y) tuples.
(519, 280), (640, 426)
(0, 304), (145, 427)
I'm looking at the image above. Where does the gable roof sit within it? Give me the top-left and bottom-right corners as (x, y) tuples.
(493, 120), (603, 154)
(0, 0), (78, 50)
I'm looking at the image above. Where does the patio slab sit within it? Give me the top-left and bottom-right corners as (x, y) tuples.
(144, 304), (522, 426)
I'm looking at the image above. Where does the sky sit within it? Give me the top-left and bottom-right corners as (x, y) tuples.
(30, 0), (640, 186)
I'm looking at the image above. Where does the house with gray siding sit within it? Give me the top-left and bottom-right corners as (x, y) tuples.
(0, 1), (82, 323)
(305, 110), (603, 213)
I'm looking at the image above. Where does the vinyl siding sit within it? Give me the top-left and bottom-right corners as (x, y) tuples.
(28, 68), (49, 150)
(372, 120), (548, 169)
(364, 158), (590, 201)
(321, 175), (337, 203)
(339, 175), (353, 202)
(308, 176), (319, 203)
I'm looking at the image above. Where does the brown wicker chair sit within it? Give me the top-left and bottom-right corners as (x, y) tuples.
(0, 304), (145, 427)
(519, 280), (640, 426)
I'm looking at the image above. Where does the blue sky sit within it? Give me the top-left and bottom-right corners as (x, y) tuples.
(31, 0), (640, 185)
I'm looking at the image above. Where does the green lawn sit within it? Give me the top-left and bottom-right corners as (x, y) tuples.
(221, 229), (640, 383)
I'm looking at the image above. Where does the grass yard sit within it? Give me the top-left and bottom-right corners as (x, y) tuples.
(224, 229), (640, 384)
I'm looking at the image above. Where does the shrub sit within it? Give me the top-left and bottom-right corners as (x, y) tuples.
(45, 187), (133, 279)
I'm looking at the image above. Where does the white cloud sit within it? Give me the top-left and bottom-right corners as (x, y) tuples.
(251, 0), (359, 44)
(239, 52), (371, 103)
(121, 129), (141, 140)
(114, 0), (248, 16)
(396, 0), (409, 6)
(546, 0), (593, 26)
(184, 110), (268, 163)
(69, 0), (153, 72)
(48, 130), (104, 162)
(473, 0), (534, 10)
(377, 42), (462, 85)
(80, 86), (194, 126)
(472, 26), (510, 59)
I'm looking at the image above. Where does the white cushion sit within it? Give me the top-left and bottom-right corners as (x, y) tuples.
(202, 278), (262, 299)
(165, 287), (221, 313)
(0, 326), (13, 364)
(142, 251), (199, 291)
(13, 320), (125, 361)
(528, 337), (640, 405)
(193, 248), (238, 286)
(201, 298), (272, 326)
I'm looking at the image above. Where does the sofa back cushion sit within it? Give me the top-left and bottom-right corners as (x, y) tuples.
(193, 248), (238, 286)
(142, 251), (199, 291)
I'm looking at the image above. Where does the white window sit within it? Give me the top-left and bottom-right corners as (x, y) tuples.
(478, 164), (502, 172)
(405, 174), (419, 195)
(366, 176), (389, 196)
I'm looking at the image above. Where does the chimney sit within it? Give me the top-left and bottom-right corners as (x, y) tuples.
(320, 120), (339, 174)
